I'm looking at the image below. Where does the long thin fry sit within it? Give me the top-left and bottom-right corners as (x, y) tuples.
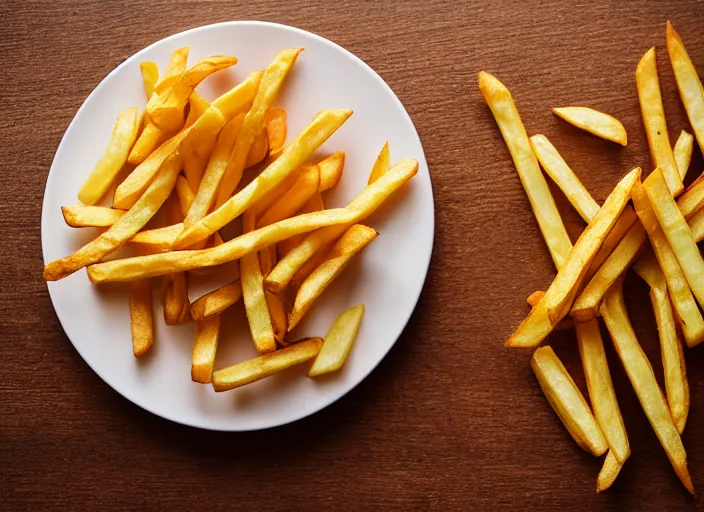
(597, 451), (623, 493)
(674, 130), (694, 181)
(215, 49), (302, 208)
(87, 158), (417, 283)
(44, 154), (182, 281)
(636, 47), (683, 196)
(368, 141), (390, 184)
(644, 168), (704, 308)
(162, 191), (190, 325)
(184, 91), (210, 129)
(676, 172), (704, 219)
(212, 337), (323, 391)
(531, 346), (608, 457)
(140, 62), (159, 100)
(277, 192), (326, 257)
(130, 278), (154, 357)
(667, 21), (704, 156)
(479, 71), (572, 269)
(240, 209), (276, 354)
(192, 315), (220, 384)
(257, 165), (320, 228)
(62, 205), (126, 227)
(632, 180), (704, 347)
(78, 107), (140, 205)
(601, 285), (694, 494)
(689, 208), (704, 242)
(172, 109), (353, 249)
(289, 225), (377, 331)
(506, 168), (640, 347)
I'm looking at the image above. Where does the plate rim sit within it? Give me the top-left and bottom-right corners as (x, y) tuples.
(41, 20), (435, 431)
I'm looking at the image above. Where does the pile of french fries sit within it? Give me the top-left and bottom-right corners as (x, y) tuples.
(482, 21), (704, 493)
(44, 47), (418, 391)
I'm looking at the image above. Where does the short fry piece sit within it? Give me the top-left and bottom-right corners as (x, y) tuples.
(175, 175), (195, 216)
(130, 279), (154, 357)
(140, 62), (159, 100)
(62, 205), (126, 227)
(184, 91), (211, 129)
(552, 107), (627, 146)
(190, 280), (243, 321)
(87, 158), (417, 283)
(192, 315), (221, 384)
(479, 71), (572, 269)
(531, 346), (608, 457)
(689, 208), (704, 242)
(162, 191), (190, 325)
(265, 290), (287, 343)
(576, 321), (630, 463)
(172, 109), (354, 249)
(215, 49), (303, 208)
(78, 107), (140, 205)
(571, 223), (647, 321)
(506, 168), (640, 347)
(308, 304), (365, 377)
(667, 22), (704, 157)
(289, 225), (377, 331)
(644, 168), (704, 308)
(601, 285), (694, 494)
(368, 142), (390, 184)
(636, 47), (683, 196)
(677, 172), (704, 219)
(318, 151), (346, 191)
(674, 131), (694, 181)
(240, 210), (276, 354)
(597, 451), (623, 493)
(44, 154), (182, 281)
(246, 128), (269, 168)
(530, 134), (600, 221)
(632, 180), (704, 347)
(265, 107), (287, 156)
(212, 337), (323, 391)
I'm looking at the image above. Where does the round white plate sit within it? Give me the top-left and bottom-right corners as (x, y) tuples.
(42, 21), (434, 431)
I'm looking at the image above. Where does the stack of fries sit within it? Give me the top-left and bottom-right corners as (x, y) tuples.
(44, 47), (418, 391)
(482, 21), (703, 493)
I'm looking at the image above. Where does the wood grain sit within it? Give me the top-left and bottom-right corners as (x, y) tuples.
(2, 0), (704, 510)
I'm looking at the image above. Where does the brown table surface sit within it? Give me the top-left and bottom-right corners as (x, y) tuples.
(3, 0), (704, 510)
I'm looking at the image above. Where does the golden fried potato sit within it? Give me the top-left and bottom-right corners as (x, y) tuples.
(368, 142), (390, 184)
(265, 107), (287, 156)
(674, 130), (693, 181)
(140, 62), (159, 100)
(62, 205), (126, 227)
(553, 107), (627, 146)
(130, 278), (154, 357)
(318, 151), (346, 191)
(597, 451), (623, 493)
(192, 315), (221, 384)
(190, 280), (242, 320)
(308, 304), (365, 377)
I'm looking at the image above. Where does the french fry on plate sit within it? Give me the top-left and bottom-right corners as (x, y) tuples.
(192, 315), (220, 384)
(62, 205), (126, 227)
(130, 278), (154, 357)
(309, 304), (365, 377)
(190, 280), (243, 321)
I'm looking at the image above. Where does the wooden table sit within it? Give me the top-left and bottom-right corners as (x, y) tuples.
(3, 1), (704, 509)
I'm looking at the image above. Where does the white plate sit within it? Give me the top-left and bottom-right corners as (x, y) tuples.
(41, 21), (434, 431)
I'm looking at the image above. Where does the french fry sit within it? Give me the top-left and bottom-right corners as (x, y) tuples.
(258, 165), (320, 228)
(265, 290), (288, 343)
(570, 223), (647, 321)
(368, 141), (390, 184)
(289, 225), (377, 331)
(78, 107), (140, 205)
(576, 321), (630, 463)
(676, 171), (704, 219)
(148, 56), (238, 132)
(308, 304), (365, 377)
(44, 153), (182, 281)
(636, 47), (683, 196)
(128, 47), (189, 164)
(589, 208), (639, 276)
(689, 208), (704, 242)
(62, 205), (126, 227)
(129, 223), (183, 251)
(246, 128), (269, 168)
(190, 280), (243, 321)
(191, 315), (220, 384)
(175, 175), (195, 215)
(130, 278), (154, 357)
(505, 168), (640, 347)
(265, 107), (287, 156)
(635, 251), (689, 434)
(531, 346), (608, 457)
(277, 192), (326, 257)
(318, 151), (346, 191)
(674, 130), (693, 181)
(632, 180), (704, 347)
(552, 107), (627, 146)
(140, 62), (159, 100)
(478, 71), (572, 269)
(115, 72), (261, 210)
(172, 109), (353, 249)
(212, 337), (323, 391)
(644, 167), (704, 308)
(530, 135), (600, 221)
(184, 91), (210, 129)
(87, 158), (417, 283)
(601, 284), (694, 494)
(215, 49), (303, 208)
(666, 22), (704, 156)
(162, 191), (190, 325)
(597, 451), (623, 493)
(240, 209), (276, 354)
